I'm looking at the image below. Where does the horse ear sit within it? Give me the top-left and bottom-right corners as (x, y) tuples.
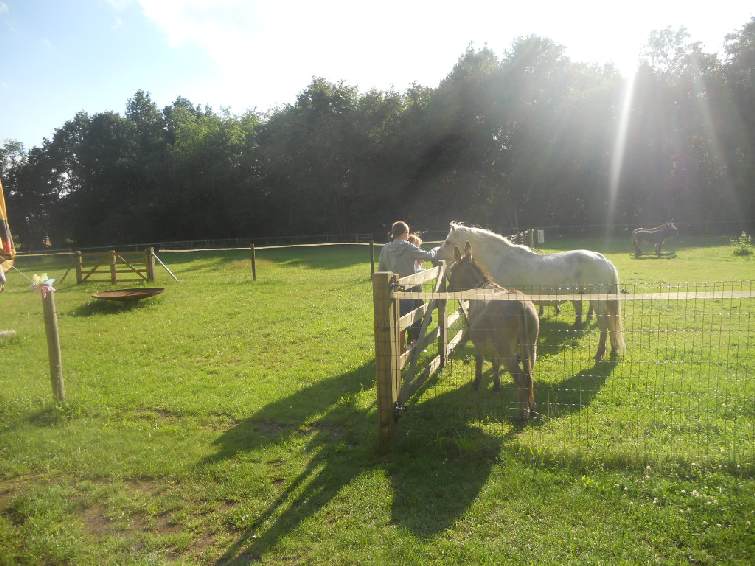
(453, 246), (462, 262)
(464, 241), (472, 258)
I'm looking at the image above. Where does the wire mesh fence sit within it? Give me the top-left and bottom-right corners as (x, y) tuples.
(392, 280), (754, 469)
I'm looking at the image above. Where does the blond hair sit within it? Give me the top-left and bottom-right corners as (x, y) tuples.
(408, 233), (422, 247)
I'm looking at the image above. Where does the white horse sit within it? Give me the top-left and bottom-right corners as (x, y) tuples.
(437, 222), (625, 360)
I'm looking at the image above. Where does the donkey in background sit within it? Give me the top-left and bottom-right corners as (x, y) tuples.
(632, 222), (678, 257)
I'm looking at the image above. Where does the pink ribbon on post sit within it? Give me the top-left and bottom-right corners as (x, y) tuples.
(31, 275), (56, 298)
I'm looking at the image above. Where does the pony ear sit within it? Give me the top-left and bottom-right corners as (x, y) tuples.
(453, 246), (462, 262)
(464, 241), (472, 258)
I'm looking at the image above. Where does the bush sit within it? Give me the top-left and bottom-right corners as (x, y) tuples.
(731, 231), (753, 256)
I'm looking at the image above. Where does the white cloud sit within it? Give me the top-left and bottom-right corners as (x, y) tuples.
(106, 0), (134, 11)
(135, 0), (755, 113)
(0, 2), (9, 16)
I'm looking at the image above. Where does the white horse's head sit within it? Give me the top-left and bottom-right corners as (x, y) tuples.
(436, 221), (469, 262)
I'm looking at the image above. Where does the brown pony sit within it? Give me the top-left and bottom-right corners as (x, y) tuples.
(447, 242), (539, 420)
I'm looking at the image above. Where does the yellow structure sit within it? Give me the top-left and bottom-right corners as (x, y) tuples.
(0, 177), (16, 271)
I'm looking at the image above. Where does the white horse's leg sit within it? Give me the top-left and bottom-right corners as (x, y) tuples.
(593, 301), (608, 361)
(572, 300), (583, 328)
(492, 359), (501, 391)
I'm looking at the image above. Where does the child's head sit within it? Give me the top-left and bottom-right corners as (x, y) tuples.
(408, 233), (422, 247)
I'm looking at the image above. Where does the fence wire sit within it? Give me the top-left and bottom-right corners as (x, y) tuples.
(397, 280), (754, 469)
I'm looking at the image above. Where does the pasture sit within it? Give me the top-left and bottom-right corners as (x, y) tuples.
(1, 235), (753, 564)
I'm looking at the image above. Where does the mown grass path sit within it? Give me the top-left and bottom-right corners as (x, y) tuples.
(1, 236), (753, 563)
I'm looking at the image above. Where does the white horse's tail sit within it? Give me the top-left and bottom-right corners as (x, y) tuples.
(607, 297), (625, 354)
(607, 269), (626, 354)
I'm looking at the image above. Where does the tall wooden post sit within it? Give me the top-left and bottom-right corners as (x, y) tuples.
(528, 228), (535, 248)
(373, 271), (399, 451)
(110, 250), (117, 284)
(369, 240), (375, 276)
(41, 290), (65, 402)
(250, 243), (257, 281)
(145, 247), (156, 282)
(75, 251), (83, 284)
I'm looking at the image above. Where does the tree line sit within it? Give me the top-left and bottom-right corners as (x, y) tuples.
(1, 21), (753, 249)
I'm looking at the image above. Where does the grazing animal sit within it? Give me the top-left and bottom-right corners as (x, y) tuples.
(437, 222), (625, 361)
(632, 222), (678, 257)
(447, 242), (539, 420)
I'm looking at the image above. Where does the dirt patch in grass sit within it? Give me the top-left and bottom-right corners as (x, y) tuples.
(81, 503), (111, 536)
(0, 475), (40, 519)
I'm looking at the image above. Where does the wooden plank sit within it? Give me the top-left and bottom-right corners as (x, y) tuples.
(404, 261), (447, 370)
(393, 290), (755, 301)
(437, 273), (447, 368)
(81, 263), (103, 281)
(446, 307), (465, 328)
(446, 327), (467, 357)
(115, 254), (148, 281)
(398, 354), (443, 404)
(399, 328), (439, 370)
(396, 265), (441, 288)
(398, 303), (427, 331)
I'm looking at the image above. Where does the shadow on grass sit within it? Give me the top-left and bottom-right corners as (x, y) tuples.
(206, 352), (617, 563)
(537, 318), (584, 357)
(631, 251), (678, 260)
(157, 246), (373, 273)
(68, 298), (158, 317)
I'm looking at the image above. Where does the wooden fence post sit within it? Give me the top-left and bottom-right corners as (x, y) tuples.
(75, 251), (83, 284)
(110, 250), (117, 284)
(373, 271), (399, 451)
(250, 243), (257, 281)
(41, 290), (64, 402)
(370, 240), (375, 276)
(145, 247), (156, 282)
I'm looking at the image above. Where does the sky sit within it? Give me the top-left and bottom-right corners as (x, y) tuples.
(1, 0), (752, 150)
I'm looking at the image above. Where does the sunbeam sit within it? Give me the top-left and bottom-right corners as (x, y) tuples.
(607, 65), (639, 239)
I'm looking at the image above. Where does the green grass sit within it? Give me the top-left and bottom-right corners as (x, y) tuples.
(0, 238), (753, 564)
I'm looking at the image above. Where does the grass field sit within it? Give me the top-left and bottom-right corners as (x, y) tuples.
(1, 235), (753, 564)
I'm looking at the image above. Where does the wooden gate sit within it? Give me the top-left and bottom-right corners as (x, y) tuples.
(372, 261), (468, 449)
(75, 248), (156, 284)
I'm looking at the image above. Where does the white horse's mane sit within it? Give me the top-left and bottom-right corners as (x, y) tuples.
(449, 221), (536, 255)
